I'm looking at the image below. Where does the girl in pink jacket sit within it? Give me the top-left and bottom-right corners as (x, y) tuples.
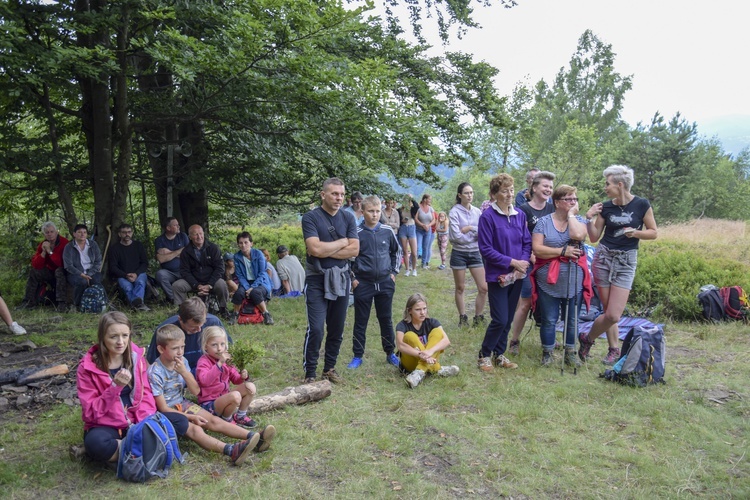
(195, 326), (257, 428)
(77, 312), (192, 463)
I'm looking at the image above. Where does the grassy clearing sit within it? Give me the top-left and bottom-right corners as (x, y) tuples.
(1, 223), (749, 498)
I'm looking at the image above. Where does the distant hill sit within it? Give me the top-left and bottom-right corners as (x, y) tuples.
(699, 114), (750, 156)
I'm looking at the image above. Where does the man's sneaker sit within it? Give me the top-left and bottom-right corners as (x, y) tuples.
(322, 369), (343, 384)
(541, 350), (554, 366)
(565, 348), (582, 367)
(234, 413), (258, 429)
(404, 269), (411, 277)
(347, 357), (363, 369)
(438, 264), (446, 270)
(16, 301), (35, 311)
(405, 369), (425, 388)
(230, 434), (260, 466)
(254, 424), (276, 452)
(477, 357), (493, 372)
(472, 314), (485, 327)
(136, 303), (151, 312)
(10, 322), (27, 336)
(602, 347), (621, 366)
(131, 297), (144, 308)
(412, 269), (418, 277)
(508, 340), (520, 356)
(578, 333), (595, 362)
(493, 354), (518, 369)
(263, 311), (274, 325)
(458, 314), (469, 328)
(386, 353), (400, 367)
(303, 376), (317, 384)
(437, 365), (459, 377)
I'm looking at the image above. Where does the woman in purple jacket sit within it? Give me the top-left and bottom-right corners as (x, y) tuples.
(477, 174), (531, 372)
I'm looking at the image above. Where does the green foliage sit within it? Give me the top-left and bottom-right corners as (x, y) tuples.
(228, 338), (266, 373)
(630, 242), (750, 320)
(211, 224), (305, 263)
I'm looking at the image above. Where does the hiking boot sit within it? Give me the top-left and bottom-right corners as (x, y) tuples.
(472, 314), (485, 327)
(131, 297), (144, 308)
(492, 354), (518, 369)
(230, 434), (260, 466)
(227, 311), (239, 325)
(578, 333), (595, 362)
(386, 353), (400, 367)
(234, 413), (258, 429)
(347, 357), (363, 369)
(541, 350), (554, 366)
(458, 314), (469, 328)
(477, 357), (494, 372)
(438, 264), (446, 270)
(405, 369), (425, 388)
(437, 365), (459, 377)
(602, 347), (621, 366)
(254, 424), (276, 452)
(508, 339), (520, 356)
(322, 369), (343, 384)
(136, 303), (151, 312)
(565, 348), (582, 367)
(263, 311), (274, 325)
(69, 444), (88, 462)
(303, 376), (317, 384)
(10, 321), (27, 336)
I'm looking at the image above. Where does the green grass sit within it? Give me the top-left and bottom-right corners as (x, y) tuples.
(1, 268), (749, 498)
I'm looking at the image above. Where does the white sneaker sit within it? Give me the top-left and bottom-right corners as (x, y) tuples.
(412, 269), (418, 277)
(437, 365), (460, 377)
(10, 321), (27, 335)
(404, 269), (411, 277)
(405, 369), (425, 388)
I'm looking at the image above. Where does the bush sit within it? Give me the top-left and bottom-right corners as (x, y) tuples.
(210, 224), (305, 264)
(630, 241), (750, 321)
(228, 338), (266, 372)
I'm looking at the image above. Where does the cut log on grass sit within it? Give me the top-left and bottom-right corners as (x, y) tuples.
(7, 364), (70, 386)
(247, 380), (332, 414)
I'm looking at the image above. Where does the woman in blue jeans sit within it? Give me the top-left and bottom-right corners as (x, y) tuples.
(414, 194), (437, 268)
(530, 185), (593, 367)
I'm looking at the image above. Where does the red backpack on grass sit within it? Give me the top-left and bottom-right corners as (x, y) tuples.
(719, 286), (749, 320)
(237, 299), (264, 325)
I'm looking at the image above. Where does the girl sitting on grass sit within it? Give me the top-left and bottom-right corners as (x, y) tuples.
(396, 293), (459, 388)
(195, 326), (258, 429)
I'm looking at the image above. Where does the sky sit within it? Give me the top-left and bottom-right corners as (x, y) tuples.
(378, 0), (749, 128)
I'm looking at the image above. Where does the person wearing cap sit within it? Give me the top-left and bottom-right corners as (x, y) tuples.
(275, 245), (305, 296)
(223, 252), (239, 297)
(345, 191), (365, 226)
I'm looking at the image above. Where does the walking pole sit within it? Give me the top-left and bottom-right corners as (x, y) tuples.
(561, 242), (574, 376)
(572, 240), (582, 376)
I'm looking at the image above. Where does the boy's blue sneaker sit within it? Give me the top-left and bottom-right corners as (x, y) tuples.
(347, 357), (363, 369)
(387, 353), (400, 367)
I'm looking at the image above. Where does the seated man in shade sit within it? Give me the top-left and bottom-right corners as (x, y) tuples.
(108, 223), (150, 311)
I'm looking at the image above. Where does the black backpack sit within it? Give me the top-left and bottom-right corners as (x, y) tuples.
(601, 325), (666, 387)
(697, 285), (725, 322)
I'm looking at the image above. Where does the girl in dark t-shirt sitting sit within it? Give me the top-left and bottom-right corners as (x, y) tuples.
(396, 293), (459, 388)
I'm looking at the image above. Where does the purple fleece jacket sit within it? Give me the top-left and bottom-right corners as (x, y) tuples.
(477, 203), (532, 282)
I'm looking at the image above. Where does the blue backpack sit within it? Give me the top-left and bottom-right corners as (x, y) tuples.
(79, 284), (108, 314)
(601, 325), (666, 387)
(117, 412), (184, 483)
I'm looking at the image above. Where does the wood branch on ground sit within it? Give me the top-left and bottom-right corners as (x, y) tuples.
(247, 380), (332, 414)
(0, 364), (70, 385)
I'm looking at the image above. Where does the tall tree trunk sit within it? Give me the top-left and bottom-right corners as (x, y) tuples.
(112, 4), (133, 231)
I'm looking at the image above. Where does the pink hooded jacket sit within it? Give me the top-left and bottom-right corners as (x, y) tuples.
(77, 342), (156, 431)
(195, 354), (244, 404)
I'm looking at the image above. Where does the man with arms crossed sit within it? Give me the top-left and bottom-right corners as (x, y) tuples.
(301, 178), (359, 384)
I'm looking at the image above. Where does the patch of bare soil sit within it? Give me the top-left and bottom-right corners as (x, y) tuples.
(0, 339), (86, 419)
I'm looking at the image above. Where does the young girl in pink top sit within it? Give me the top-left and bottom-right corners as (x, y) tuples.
(195, 326), (257, 428)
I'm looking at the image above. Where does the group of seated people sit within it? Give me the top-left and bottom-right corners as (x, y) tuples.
(15, 219), (307, 325)
(78, 297), (276, 467)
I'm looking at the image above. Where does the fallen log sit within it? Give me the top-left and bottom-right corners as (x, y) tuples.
(17, 364), (69, 385)
(0, 364), (70, 385)
(247, 380), (332, 414)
